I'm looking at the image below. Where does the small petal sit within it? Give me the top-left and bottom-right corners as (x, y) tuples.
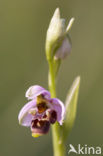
(18, 100), (36, 126)
(25, 85), (51, 100)
(51, 98), (65, 125)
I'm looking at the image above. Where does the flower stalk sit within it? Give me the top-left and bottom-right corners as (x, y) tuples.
(48, 59), (65, 156)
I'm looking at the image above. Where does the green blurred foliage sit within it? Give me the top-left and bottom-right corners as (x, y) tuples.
(0, 0), (103, 156)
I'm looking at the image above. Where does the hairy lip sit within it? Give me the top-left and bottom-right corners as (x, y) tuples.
(31, 119), (50, 134)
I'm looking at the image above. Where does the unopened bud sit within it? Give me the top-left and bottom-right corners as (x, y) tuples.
(45, 8), (74, 61)
(45, 8), (66, 60)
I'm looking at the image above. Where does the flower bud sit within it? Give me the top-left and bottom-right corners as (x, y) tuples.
(45, 8), (74, 61)
(45, 8), (66, 60)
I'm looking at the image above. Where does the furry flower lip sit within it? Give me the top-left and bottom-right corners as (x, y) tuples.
(18, 85), (65, 137)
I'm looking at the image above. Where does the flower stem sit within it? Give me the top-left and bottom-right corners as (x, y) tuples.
(48, 61), (56, 98)
(48, 60), (65, 156)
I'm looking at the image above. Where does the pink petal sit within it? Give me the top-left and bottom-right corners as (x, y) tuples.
(25, 85), (51, 100)
(18, 100), (36, 127)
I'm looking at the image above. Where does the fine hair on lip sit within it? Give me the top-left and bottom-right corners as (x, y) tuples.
(31, 119), (50, 134)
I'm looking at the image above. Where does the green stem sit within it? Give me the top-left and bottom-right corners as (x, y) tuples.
(48, 61), (65, 156)
(48, 61), (56, 98)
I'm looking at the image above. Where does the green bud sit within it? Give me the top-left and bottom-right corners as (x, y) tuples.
(45, 8), (74, 61)
(45, 8), (66, 60)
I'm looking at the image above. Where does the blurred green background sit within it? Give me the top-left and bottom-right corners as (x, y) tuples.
(0, 0), (103, 155)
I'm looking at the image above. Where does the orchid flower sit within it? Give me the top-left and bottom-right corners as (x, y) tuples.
(18, 85), (65, 137)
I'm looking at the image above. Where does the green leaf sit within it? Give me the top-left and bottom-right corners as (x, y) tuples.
(63, 76), (81, 141)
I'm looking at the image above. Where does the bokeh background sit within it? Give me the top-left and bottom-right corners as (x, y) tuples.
(0, 0), (103, 155)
